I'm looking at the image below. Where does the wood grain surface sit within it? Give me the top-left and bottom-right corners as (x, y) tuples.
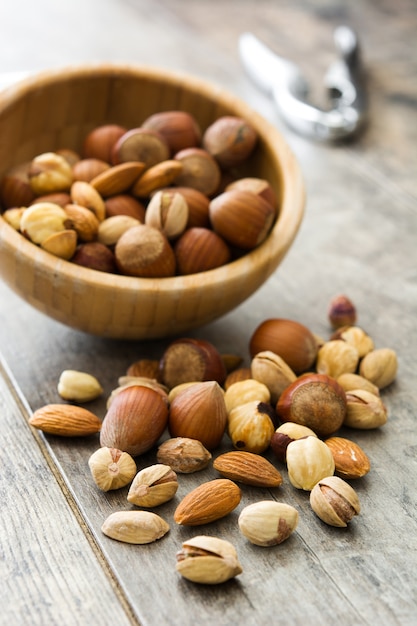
(0, 1), (416, 625)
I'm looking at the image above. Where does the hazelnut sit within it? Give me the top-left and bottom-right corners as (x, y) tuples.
(316, 340), (360, 378)
(174, 147), (221, 196)
(359, 348), (398, 389)
(159, 337), (227, 388)
(209, 189), (275, 250)
(20, 202), (70, 245)
(114, 224), (176, 277)
(111, 128), (169, 168)
(28, 152), (73, 195)
(104, 194), (146, 221)
(224, 367), (252, 390)
(330, 325), (374, 358)
(72, 242), (117, 273)
(141, 110), (202, 154)
(227, 400), (276, 454)
(174, 227), (231, 274)
(126, 359), (161, 380)
(83, 124), (127, 162)
(276, 373), (347, 437)
(224, 379), (271, 414)
(0, 162), (35, 208)
(286, 436), (335, 491)
(72, 158), (110, 182)
(160, 186), (210, 228)
(310, 475), (360, 527)
(226, 177), (277, 209)
(270, 422), (317, 463)
(202, 115), (258, 168)
(328, 294), (357, 329)
(33, 192), (72, 207)
(249, 318), (318, 374)
(168, 381), (228, 450)
(100, 385), (169, 456)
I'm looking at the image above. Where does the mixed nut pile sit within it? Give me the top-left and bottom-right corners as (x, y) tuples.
(28, 294), (398, 585)
(0, 111), (278, 276)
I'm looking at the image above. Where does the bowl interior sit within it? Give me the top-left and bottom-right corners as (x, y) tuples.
(0, 65), (305, 338)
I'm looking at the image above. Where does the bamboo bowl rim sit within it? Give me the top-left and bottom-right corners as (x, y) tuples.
(0, 64), (305, 338)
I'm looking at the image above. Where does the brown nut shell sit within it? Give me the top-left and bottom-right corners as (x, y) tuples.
(209, 189), (275, 250)
(168, 381), (227, 451)
(100, 385), (169, 456)
(276, 373), (347, 437)
(249, 319), (318, 374)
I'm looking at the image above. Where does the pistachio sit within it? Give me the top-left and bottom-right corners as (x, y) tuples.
(101, 510), (169, 544)
(156, 437), (212, 473)
(41, 229), (77, 260)
(344, 389), (388, 429)
(224, 379), (271, 414)
(176, 535), (242, 584)
(57, 369), (103, 403)
(250, 350), (297, 404)
(127, 464), (178, 507)
(145, 189), (189, 239)
(2, 207), (25, 230)
(316, 340), (359, 379)
(359, 348), (398, 389)
(238, 501), (298, 546)
(310, 475), (360, 527)
(286, 436), (335, 491)
(88, 447), (137, 491)
(336, 373), (380, 396)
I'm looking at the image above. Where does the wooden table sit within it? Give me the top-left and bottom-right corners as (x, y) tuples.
(1, 1), (416, 625)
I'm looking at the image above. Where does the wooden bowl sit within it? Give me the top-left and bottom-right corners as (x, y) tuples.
(0, 65), (304, 339)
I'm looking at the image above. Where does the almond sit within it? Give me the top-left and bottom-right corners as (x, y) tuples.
(174, 478), (241, 526)
(324, 436), (371, 479)
(90, 161), (146, 196)
(29, 403), (101, 436)
(213, 451), (283, 487)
